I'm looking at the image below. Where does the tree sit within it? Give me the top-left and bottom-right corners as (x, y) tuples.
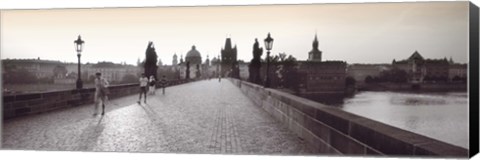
(271, 53), (298, 90)
(144, 41), (158, 79)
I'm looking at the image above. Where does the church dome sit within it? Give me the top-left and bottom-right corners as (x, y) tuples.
(185, 45), (202, 64)
(186, 45), (201, 58)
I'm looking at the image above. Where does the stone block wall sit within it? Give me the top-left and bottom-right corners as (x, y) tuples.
(2, 79), (191, 119)
(229, 78), (468, 157)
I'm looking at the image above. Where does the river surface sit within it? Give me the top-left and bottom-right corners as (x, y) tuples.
(338, 91), (469, 149)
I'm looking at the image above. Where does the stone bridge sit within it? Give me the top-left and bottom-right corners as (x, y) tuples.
(1, 79), (468, 157)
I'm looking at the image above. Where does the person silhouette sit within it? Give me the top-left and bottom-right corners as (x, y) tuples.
(160, 75), (167, 95)
(94, 72), (109, 116)
(138, 73), (149, 104)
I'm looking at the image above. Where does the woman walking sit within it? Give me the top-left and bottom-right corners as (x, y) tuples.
(149, 75), (156, 95)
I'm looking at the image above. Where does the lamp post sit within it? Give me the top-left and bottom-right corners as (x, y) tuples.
(264, 32), (274, 88)
(74, 35), (85, 89)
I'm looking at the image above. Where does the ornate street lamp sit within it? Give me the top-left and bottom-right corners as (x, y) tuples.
(264, 32), (274, 88)
(74, 35), (85, 89)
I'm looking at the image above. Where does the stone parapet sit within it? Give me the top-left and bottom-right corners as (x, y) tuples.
(229, 78), (468, 157)
(2, 79), (191, 119)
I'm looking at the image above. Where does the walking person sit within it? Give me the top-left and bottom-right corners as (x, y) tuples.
(159, 75), (167, 95)
(148, 75), (156, 95)
(94, 72), (109, 116)
(138, 73), (149, 104)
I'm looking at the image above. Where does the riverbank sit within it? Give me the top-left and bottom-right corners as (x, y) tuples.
(2, 83), (95, 95)
(357, 82), (467, 92)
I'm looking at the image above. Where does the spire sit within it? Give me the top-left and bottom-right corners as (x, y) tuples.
(206, 54), (210, 66)
(308, 33), (322, 62)
(180, 54), (184, 64)
(313, 34), (319, 49)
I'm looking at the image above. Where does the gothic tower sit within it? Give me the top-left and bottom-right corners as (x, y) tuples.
(221, 37), (238, 77)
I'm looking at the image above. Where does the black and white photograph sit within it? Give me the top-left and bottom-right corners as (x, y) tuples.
(1, 0), (479, 159)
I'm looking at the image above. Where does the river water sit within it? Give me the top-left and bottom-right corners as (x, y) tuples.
(338, 91), (469, 149)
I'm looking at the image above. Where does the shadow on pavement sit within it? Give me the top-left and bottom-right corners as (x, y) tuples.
(77, 116), (105, 151)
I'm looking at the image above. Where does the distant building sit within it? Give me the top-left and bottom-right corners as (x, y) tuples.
(448, 63), (467, 81)
(85, 62), (141, 83)
(297, 61), (347, 93)
(202, 55), (213, 78)
(180, 54), (184, 64)
(2, 59), (65, 79)
(210, 55), (221, 78)
(2, 59), (141, 84)
(424, 59), (449, 81)
(393, 51), (451, 83)
(296, 35), (347, 94)
(172, 54), (178, 66)
(347, 64), (390, 83)
(205, 55), (210, 67)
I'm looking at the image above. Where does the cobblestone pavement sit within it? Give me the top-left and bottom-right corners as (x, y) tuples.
(2, 80), (312, 155)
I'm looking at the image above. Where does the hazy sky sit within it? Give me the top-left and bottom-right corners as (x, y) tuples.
(0, 1), (469, 65)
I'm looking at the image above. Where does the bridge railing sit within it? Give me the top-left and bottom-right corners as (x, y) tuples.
(2, 79), (192, 119)
(229, 78), (468, 157)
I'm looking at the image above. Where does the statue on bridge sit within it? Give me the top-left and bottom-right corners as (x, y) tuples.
(196, 64), (201, 79)
(186, 61), (190, 80)
(144, 41), (158, 80)
(249, 38), (263, 84)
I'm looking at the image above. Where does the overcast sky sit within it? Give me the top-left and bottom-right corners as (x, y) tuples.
(0, 1), (469, 65)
